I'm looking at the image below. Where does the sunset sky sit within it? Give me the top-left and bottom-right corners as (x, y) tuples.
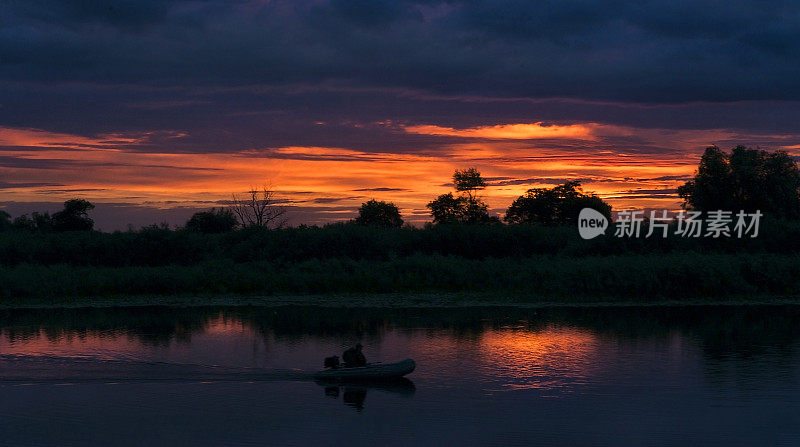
(3, 1), (800, 229)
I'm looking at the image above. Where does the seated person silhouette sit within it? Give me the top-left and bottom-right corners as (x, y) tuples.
(342, 343), (367, 367)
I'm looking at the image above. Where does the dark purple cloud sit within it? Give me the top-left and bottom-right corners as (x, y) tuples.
(0, 181), (63, 190)
(4, 0), (800, 103)
(2, 1), (799, 229)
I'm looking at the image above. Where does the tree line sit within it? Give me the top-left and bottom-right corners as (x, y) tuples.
(0, 199), (96, 232)
(357, 145), (800, 228)
(2, 144), (799, 234)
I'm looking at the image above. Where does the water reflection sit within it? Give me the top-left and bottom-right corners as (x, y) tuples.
(478, 327), (598, 388)
(319, 378), (416, 412)
(2, 306), (800, 377)
(1, 305), (799, 391)
(1, 305), (799, 445)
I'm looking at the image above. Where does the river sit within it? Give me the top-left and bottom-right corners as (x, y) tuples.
(1, 305), (798, 446)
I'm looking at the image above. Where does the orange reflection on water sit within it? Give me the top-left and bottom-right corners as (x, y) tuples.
(0, 314), (256, 359)
(0, 328), (149, 359)
(478, 326), (600, 389)
(203, 313), (248, 334)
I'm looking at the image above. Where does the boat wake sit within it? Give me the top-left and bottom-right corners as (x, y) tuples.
(0, 353), (313, 385)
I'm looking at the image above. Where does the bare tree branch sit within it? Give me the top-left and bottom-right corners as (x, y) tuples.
(231, 183), (287, 229)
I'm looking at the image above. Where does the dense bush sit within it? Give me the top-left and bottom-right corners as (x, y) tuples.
(185, 208), (238, 233)
(2, 253), (799, 301)
(1, 217), (799, 268)
(2, 219), (799, 301)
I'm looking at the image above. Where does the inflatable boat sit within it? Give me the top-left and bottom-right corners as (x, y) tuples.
(313, 359), (415, 381)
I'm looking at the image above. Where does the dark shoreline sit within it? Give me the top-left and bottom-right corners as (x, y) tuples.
(5, 223), (800, 307)
(3, 293), (800, 309)
(4, 252), (800, 304)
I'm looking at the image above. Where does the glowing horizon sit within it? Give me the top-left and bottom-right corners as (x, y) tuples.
(2, 121), (800, 229)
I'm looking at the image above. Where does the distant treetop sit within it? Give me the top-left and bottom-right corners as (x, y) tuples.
(453, 168), (487, 201)
(677, 145), (800, 219)
(355, 199), (404, 227)
(428, 168), (500, 224)
(51, 199), (95, 232)
(505, 181), (611, 225)
(186, 208), (238, 233)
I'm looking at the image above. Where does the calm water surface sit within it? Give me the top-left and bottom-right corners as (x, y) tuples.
(1, 305), (799, 446)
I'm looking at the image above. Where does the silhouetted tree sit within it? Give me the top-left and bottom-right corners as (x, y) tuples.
(355, 199), (403, 227)
(505, 181), (611, 225)
(51, 199), (95, 231)
(186, 208), (238, 233)
(232, 184), (287, 229)
(461, 196), (497, 224)
(427, 168), (499, 224)
(453, 167), (487, 201)
(12, 211), (54, 231)
(12, 214), (34, 231)
(0, 210), (10, 231)
(678, 145), (800, 218)
(427, 193), (498, 224)
(428, 193), (467, 224)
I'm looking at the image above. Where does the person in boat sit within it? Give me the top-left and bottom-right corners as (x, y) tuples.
(342, 343), (367, 367)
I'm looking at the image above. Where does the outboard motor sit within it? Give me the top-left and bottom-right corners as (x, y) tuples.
(324, 355), (340, 369)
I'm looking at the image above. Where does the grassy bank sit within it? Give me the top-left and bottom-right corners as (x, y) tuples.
(3, 253), (800, 304)
(3, 218), (800, 268)
(3, 222), (799, 306)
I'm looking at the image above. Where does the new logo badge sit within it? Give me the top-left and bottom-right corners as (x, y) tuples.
(578, 208), (608, 240)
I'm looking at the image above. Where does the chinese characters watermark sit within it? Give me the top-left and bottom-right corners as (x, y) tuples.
(578, 209), (762, 240)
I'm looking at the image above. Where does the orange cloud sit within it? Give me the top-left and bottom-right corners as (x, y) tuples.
(403, 122), (595, 139)
(9, 123), (790, 226)
(0, 138), (695, 224)
(0, 126), (149, 149)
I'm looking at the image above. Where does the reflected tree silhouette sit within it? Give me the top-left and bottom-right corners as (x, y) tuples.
(2, 306), (799, 374)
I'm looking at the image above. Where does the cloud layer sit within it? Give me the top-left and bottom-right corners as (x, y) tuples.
(4, 0), (800, 102)
(2, 1), (800, 228)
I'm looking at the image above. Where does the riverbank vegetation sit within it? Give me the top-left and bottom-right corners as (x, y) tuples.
(2, 145), (799, 304)
(2, 222), (800, 302)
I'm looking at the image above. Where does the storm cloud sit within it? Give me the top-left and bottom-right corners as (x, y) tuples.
(4, 1), (800, 101)
(2, 1), (800, 228)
